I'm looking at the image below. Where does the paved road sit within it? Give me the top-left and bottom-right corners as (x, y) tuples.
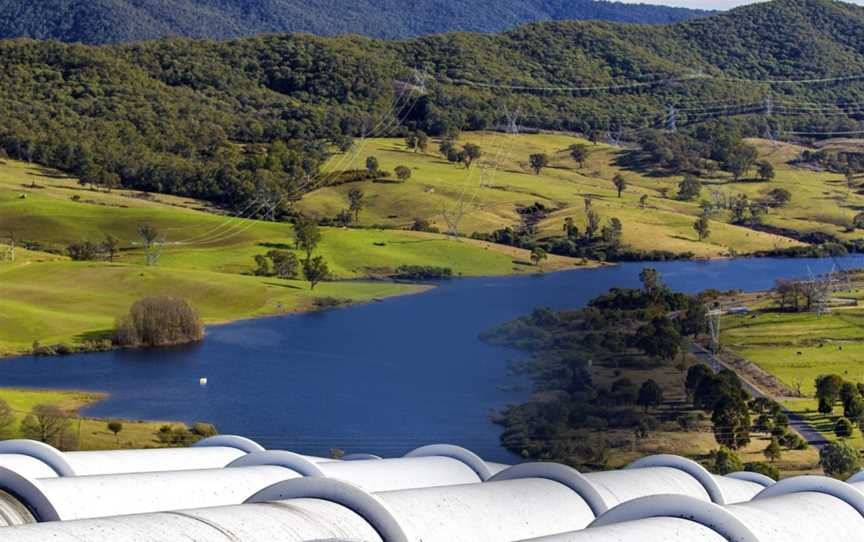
(689, 342), (827, 449)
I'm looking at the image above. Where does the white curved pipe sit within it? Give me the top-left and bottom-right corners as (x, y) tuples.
(0, 465), (302, 523)
(0, 475), (597, 542)
(250, 475), (597, 541)
(527, 489), (864, 542)
(625, 454), (766, 504)
(0, 451), (501, 525)
(0, 500), (383, 542)
(0, 436), (262, 478)
(519, 517), (729, 542)
(0, 436), (346, 479)
(319, 456), (483, 491)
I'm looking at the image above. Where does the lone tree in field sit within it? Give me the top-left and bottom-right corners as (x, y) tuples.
(365, 156), (379, 175)
(612, 174), (627, 198)
(460, 144), (482, 168)
(639, 194), (648, 209)
(529, 153), (549, 175)
(395, 165), (412, 182)
(137, 224), (159, 249)
(569, 144), (588, 168)
(677, 175), (702, 201)
(835, 416), (854, 439)
(101, 234), (120, 262)
(820, 441), (861, 479)
(405, 133), (418, 152)
(21, 405), (72, 448)
(294, 216), (322, 258)
(767, 187), (791, 207)
(108, 421), (123, 443)
(637, 379), (663, 411)
(763, 437), (782, 463)
(138, 224), (163, 266)
(114, 296), (204, 348)
(530, 247), (547, 266)
(756, 161), (775, 182)
(303, 256), (330, 290)
(347, 188), (365, 223)
(694, 214), (711, 241)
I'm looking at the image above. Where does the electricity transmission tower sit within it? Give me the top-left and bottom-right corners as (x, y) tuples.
(763, 95), (777, 143)
(666, 105), (678, 132)
(412, 66), (432, 95)
(807, 265), (836, 316)
(145, 237), (166, 267)
(504, 105), (521, 136)
(607, 121), (623, 147)
(706, 307), (722, 354)
(441, 199), (469, 239)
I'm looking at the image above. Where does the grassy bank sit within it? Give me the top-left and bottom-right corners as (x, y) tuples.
(298, 133), (864, 258)
(0, 157), (583, 355)
(723, 278), (864, 445)
(0, 388), (171, 450)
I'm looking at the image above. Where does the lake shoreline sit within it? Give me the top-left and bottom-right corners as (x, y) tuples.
(0, 256), (855, 462)
(0, 259), (598, 361)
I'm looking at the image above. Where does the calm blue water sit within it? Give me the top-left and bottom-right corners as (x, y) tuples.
(0, 256), (859, 462)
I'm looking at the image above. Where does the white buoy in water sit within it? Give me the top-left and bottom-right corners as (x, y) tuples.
(199, 377), (208, 386)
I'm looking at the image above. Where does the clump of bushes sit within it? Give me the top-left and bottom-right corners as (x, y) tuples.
(312, 297), (352, 310)
(393, 265), (453, 280)
(32, 339), (114, 356)
(156, 422), (218, 447)
(114, 296), (204, 347)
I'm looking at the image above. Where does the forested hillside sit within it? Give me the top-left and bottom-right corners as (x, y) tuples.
(1, 0), (864, 212)
(0, 0), (707, 44)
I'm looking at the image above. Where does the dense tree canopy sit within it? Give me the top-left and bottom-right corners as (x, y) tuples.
(2, 0), (864, 213)
(0, 0), (707, 44)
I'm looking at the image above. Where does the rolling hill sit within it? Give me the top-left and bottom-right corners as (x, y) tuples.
(2, 0), (864, 217)
(0, 156), (581, 355)
(0, 0), (708, 44)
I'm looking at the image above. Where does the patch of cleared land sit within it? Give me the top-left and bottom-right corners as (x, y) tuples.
(299, 133), (864, 258)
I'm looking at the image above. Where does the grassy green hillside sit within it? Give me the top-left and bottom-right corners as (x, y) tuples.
(723, 278), (864, 446)
(0, 157), (579, 356)
(3, 0), (864, 219)
(299, 132), (864, 258)
(0, 388), (172, 450)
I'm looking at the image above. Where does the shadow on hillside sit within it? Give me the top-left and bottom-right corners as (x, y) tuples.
(258, 242), (292, 250)
(612, 150), (670, 178)
(30, 168), (69, 179)
(263, 282), (303, 290)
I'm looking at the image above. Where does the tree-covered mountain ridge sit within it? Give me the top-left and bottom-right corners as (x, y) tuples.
(0, 0), (709, 44)
(2, 0), (864, 211)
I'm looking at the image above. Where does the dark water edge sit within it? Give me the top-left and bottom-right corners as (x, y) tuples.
(0, 256), (860, 462)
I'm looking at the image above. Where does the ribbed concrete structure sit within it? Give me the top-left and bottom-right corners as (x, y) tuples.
(0, 436), (861, 541)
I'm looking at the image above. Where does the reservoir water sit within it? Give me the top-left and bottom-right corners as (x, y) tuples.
(0, 256), (858, 462)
